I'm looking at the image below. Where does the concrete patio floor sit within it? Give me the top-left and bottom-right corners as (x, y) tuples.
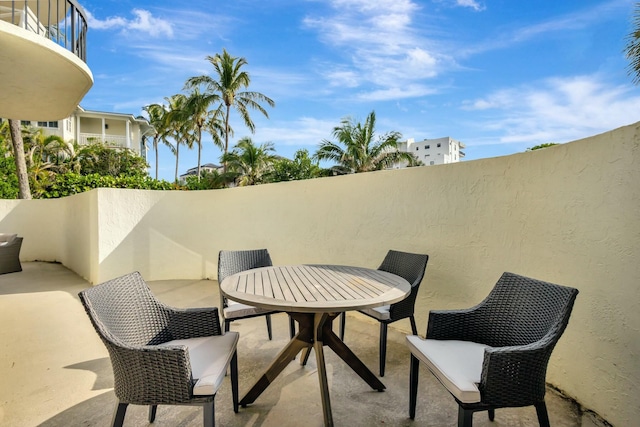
(1, 262), (589, 427)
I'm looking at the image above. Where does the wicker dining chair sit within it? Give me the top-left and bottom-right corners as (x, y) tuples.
(218, 249), (295, 340)
(0, 234), (23, 275)
(78, 272), (239, 427)
(407, 272), (579, 427)
(339, 250), (429, 376)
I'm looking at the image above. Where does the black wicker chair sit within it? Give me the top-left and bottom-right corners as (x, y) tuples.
(0, 234), (22, 275)
(339, 250), (429, 376)
(407, 272), (579, 427)
(78, 272), (238, 427)
(218, 249), (295, 340)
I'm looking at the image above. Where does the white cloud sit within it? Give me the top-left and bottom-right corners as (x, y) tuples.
(461, 74), (640, 144)
(86, 9), (173, 38)
(302, 0), (456, 101)
(252, 117), (337, 147)
(460, 0), (631, 56)
(455, 0), (485, 11)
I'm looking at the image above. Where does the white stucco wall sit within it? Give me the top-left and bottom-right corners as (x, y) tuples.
(0, 122), (638, 426)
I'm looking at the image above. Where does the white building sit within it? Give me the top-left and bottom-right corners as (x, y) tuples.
(1, 0), (93, 121)
(21, 106), (154, 159)
(397, 136), (465, 166)
(179, 163), (223, 182)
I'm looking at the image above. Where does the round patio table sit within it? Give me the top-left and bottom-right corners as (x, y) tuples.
(220, 264), (411, 427)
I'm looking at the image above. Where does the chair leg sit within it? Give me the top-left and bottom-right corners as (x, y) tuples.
(409, 354), (419, 419)
(379, 322), (387, 377)
(289, 315), (296, 339)
(409, 315), (418, 335)
(230, 351), (239, 413)
(203, 400), (215, 427)
(301, 346), (312, 366)
(535, 401), (550, 427)
(111, 401), (128, 427)
(339, 312), (346, 340)
(224, 319), (231, 333)
(458, 406), (473, 427)
(266, 314), (273, 340)
(148, 405), (157, 423)
(488, 409), (495, 421)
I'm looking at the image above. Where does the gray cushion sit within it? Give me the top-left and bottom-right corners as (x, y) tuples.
(159, 331), (239, 396)
(406, 336), (488, 404)
(0, 234), (17, 244)
(360, 305), (391, 320)
(224, 299), (273, 319)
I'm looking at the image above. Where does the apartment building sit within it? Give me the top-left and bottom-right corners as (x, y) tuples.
(22, 106), (154, 158)
(397, 136), (465, 166)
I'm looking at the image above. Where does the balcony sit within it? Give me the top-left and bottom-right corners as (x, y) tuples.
(0, 122), (635, 426)
(0, 0), (93, 121)
(78, 132), (128, 148)
(0, 262), (586, 426)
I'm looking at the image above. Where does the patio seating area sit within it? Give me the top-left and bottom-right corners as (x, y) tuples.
(0, 262), (592, 427)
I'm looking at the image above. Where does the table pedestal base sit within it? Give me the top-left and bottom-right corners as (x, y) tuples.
(239, 312), (385, 427)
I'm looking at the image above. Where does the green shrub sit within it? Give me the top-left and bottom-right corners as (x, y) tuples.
(39, 172), (178, 198)
(0, 155), (19, 199)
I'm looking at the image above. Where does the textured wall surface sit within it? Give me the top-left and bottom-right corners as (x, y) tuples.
(1, 122), (639, 426)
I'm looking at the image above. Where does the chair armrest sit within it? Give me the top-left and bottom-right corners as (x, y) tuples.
(166, 306), (222, 340)
(480, 341), (553, 406)
(109, 344), (194, 405)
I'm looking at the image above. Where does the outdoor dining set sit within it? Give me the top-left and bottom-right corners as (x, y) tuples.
(78, 248), (578, 427)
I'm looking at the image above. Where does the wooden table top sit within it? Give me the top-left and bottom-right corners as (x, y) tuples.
(220, 264), (411, 313)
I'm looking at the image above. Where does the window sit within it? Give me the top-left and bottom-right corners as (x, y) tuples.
(430, 161), (435, 165)
(20, 120), (31, 126)
(437, 143), (441, 148)
(415, 147), (419, 151)
(425, 145), (430, 149)
(37, 121), (58, 128)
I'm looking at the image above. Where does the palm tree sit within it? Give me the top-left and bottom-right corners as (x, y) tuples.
(180, 88), (222, 180)
(8, 119), (31, 199)
(185, 49), (275, 174)
(143, 103), (175, 180)
(221, 137), (277, 186)
(625, 2), (640, 84)
(315, 110), (417, 174)
(163, 94), (195, 183)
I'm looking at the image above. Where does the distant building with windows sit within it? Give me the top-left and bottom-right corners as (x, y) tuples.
(179, 163), (223, 183)
(396, 136), (465, 167)
(21, 106), (154, 160)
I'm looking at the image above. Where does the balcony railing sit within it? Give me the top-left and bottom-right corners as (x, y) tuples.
(79, 132), (128, 148)
(0, 0), (88, 62)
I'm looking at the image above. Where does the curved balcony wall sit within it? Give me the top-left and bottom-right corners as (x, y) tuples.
(0, 0), (93, 121)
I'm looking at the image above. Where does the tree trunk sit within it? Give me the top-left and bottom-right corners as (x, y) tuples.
(196, 126), (202, 182)
(174, 143), (180, 183)
(8, 119), (31, 199)
(223, 106), (231, 175)
(154, 136), (159, 180)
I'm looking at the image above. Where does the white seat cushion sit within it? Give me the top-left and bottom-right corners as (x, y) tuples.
(0, 234), (17, 244)
(224, 299), (273, 319)
(159, 332), (239, 396)
(360, 305), (391, 320)
(406, 336), (488, 404)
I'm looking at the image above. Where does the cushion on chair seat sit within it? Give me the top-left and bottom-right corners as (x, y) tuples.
(0, 234), (17, 244)
(406, 336), (488, 404)
(159, 331), (239, 396)
(224, 299), (273, 319)
(359, 305), (391, 320)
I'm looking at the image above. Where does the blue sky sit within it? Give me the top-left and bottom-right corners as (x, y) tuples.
(79, 0), (640, 181)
